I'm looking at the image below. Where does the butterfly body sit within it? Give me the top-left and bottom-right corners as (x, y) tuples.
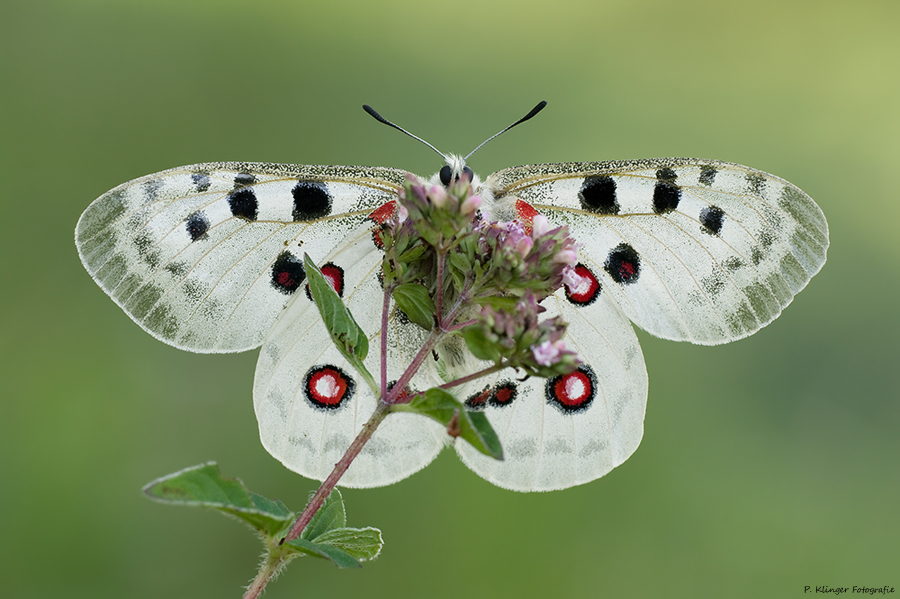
(76, 153), (827, 491)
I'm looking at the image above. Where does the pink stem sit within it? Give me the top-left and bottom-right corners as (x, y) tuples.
(280, 401), (391, 545)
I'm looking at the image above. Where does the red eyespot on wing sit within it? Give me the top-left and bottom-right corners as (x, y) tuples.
(304, 262), (345, 301)
(304, 366), (355, 410)
(545, 365), (596, 413)
(490, 381), (518, 407)
(565, 263), (601, 306)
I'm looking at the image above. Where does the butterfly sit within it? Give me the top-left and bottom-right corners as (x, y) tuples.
(75, 103), (828, 491)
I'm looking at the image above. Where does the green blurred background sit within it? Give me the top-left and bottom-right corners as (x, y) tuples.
(2, 0), (897, 597)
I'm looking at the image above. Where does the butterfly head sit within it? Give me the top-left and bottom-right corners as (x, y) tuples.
(435, 154), (479, 188)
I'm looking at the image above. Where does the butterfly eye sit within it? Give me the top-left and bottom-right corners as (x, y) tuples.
(439, 165), (452, 186)
(462, 166), (474, 182)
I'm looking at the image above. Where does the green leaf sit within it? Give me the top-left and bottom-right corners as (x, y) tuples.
(393, 283), (435, 330)
(300, 488), (347, 541)
(398, 244), (427, 264)
(285, 490), (383, 568)
(304, 254), (377, 393)
(393, 389), (503, 459)
(142, 463), (294, 536)
(461, 324), (501, 362)
(447, 250), (471, 274)
(287, 538), (362, 569)
(313, 527), (384, 561)
(475, 295), (520, 311)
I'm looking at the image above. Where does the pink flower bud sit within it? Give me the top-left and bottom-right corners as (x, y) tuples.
(532, 339), (562, 366)
(561, 265), (584, 289)
(514, 236), (534, 258)
(460, 194), (482, 216)
(531, 214), (549, 237)
(552, 249), (578, 266)
(429, 185), (448, 208)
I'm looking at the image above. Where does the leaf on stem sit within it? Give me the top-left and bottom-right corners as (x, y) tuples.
(144, 466), (385, 570)
(142, 462), (293, 536)
(286, 489), (384, 567)
(304, 253), (377, 392)
(393, 282), (436, 330)
(393, 388), (503, 460)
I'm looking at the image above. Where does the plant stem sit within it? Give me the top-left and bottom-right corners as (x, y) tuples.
(380, 283), (392, 398)
(280, 401), (392, 545)
(243, 548), (291, 599)
(435, 252), (445, 327)
(438, 362), (507, 391)
(385, 328), (442, 404)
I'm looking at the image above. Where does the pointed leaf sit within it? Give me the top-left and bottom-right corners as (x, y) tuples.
(142, 463), (294, 536)
(393, 283), (435, 330)
(287, 538), (362, 569)
(312, 527), (383, 561)
(304, 254), (377, 392)
(300, 488), (347, 540)
(461, 325), (501, 362)
(393, 389), (503, 459)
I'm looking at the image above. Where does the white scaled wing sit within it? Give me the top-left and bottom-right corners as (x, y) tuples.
(75, 163), (407, 352)
(453, 263), (647, 492)
(254, 220), (447, 488)
(485, 159), (828, 344)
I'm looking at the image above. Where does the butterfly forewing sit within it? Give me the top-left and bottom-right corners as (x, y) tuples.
(485, 159), (828, 345)
(76, 162), (407, 353)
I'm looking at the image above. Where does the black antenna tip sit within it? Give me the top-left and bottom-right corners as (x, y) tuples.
(520, 101), (548, 124)
(362, 104), (389, 124)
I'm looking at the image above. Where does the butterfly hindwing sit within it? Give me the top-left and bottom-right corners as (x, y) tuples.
(75, 162), (407, 353)
(484, 159), (828, 345)
(253, 217), (447, 488)
(453, 262), (647, 492)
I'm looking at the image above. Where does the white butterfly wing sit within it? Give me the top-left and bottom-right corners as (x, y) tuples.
(453, 265), (647, 492)
(253, 220), (447, 488)
(75, 163), (406, 353)
(485, 159), (828, 344)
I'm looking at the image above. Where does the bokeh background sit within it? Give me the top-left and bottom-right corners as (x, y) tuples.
(2, 0), (897, 597)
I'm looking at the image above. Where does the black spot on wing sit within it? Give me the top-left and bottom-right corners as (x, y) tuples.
(292, 181), (332, 221)
(700, 206), (725, 236)
(653, 168), (681, 213)
(234, 173), (257, 187)
(579, 176), (618, 214)
(605, 243), (641, 285)
(165, 261), (189, 277)
(191, 173), (211, 192)
(228, 188), (258, 220)
(142, 178), (164, 203)
(271, 251), (305, 294)
(185, 211), (210, 241)
(746, 173), (766, 194)
(699, 166), (717, 186)
(723, 256), (744, 273)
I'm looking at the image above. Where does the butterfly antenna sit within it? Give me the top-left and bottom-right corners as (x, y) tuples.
(363, 104), (448, 161)
(464, 101), (548, 161)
